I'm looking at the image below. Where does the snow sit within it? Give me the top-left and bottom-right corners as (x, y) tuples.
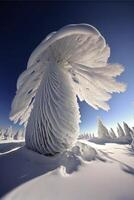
(0, 140), (134, 200)
(117, 123), (125, 137)
(97, 119), (110, 138)
(10, 24), (126, 155)
(0, 127), (25, 142)
(85, 121), (133, 145)
(25, 63), (80, 155)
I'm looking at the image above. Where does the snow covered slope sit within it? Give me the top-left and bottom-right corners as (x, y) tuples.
(0, 140), (134, 200)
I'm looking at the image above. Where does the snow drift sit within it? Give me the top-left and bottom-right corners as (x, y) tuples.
(0, 141), (134, 200)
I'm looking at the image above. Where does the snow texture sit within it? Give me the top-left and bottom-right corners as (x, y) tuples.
(97, 119), (110, 138)
(10, 24), (126, 155)
(0, 141), (134, 200)
(117, 123), (125, 137)
(14, 128), (25, 140)
(3, 126), (13, 140)
(132, 138), (134, 150)
(123, 122), (133, 138)
(109, 128), (116, 138)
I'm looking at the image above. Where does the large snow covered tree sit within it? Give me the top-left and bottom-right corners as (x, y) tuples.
(10, 24), (126, 155)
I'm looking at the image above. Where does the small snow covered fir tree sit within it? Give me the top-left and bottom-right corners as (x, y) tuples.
(14, 130), (20, 140)
(92, 133), (95, 138)
(109, 128), (116, 138)
(123, 122), (133, 143)
(8, 126), (13, 139)
(3, 126), (14, 140)
(0, 129), (3, 140)
(131, 133), (134, 149)
(117, 123), (125, 137)
(14, 128), (25, 140)
(97, 119), (110, 138)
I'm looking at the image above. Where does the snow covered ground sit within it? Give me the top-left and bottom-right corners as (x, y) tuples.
(0, 140), (134, 200)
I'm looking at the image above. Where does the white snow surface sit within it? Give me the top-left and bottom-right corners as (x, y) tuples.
(0, 140), (134, 200)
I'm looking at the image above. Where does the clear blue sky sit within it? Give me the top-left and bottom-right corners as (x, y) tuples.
(0, 2), (134, 134)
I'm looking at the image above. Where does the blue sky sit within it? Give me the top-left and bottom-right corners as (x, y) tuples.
(0, 2), (134, 134)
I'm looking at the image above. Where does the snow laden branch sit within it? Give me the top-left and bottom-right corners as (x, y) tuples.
(10, 24), (126, 155)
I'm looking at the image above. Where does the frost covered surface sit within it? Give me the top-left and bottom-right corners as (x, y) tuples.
(10, 24), (126, 155)
(0, 140), (134, 200)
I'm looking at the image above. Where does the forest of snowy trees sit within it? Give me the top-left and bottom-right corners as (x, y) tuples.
(0, 126), (25, 141)
(0, 120), (134, 150)
(79, 120), (134, 148)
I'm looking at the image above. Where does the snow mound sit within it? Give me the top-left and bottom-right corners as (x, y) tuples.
(59, 141), (97, 174)
(0, 140), (97, 198)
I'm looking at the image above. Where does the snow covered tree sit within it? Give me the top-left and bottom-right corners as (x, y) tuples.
(97, 119), (110, 138)
(10, 24), (126, 155)
(123, 122), (132, 138)
(131, 130), (134, 149)
(85, 133), (90, 140)
(117, 123), (125, 137)
(1, 128), (7, 140)
(3, 128), (8, 140)
(109, 128), (116, 138)
(89, 133), (94, 139)
(14, 130), (20, 140)
(0, 128), (4, 140)
(14, 128), (25, 140)
(5, 126), (13, 140)
(131, 140), (134, 150)
(88, 133), (92, 139)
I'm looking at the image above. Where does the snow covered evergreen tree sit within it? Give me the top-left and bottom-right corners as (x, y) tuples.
(14, 130), (20, 140)
(3, 128), (8, 140)
(109, 128), (116, 138)
(123, 122), (133, 143)
(92, 133), (95, 138)
(8, 126), (13, 139)
(117, 123), (125, 137)
(3, 126), (14, 140)
(97, 119), (110, 138)
(131, 128), (134, 149)
(14, 128), (25, 140)
(0, 129), (4, 140)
